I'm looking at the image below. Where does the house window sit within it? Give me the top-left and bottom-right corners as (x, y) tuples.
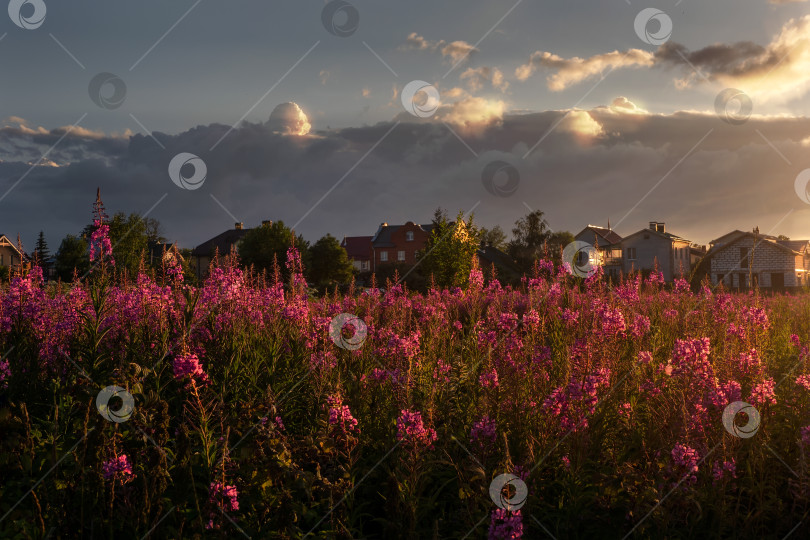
(740, 247), (749, 269)
(406, 231), (414, 242)
(626, 248), (636, 260)
(361, 261), (369, 271)
(398, 250), (406, 262)
(380, 251), (388, 262)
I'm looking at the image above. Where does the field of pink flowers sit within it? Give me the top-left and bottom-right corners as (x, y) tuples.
(2, 241), (810, 539)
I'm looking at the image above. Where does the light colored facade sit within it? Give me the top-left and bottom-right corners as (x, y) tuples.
(620, 222), (695, 282)
(0, 234), (24, 269)
(707, 230), (810, 289)
(574, 225), (622, 280)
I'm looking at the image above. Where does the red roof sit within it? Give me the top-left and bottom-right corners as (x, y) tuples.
(341, 236), (372, 260)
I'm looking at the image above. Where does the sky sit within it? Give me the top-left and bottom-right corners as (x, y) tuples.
(2, 0), (810, 251)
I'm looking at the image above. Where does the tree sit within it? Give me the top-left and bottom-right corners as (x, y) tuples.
(507, 210), (552, 273)
(33, 231), (50, 273)
(81, 212), (164, 277)
(55, 234), (89, 281)
(479, 225), (508, 250)
(238, 220), (310, 277)
(419, 208), (480, 288)
(547, 231), (575, 262)
(307, 234), (354, 292)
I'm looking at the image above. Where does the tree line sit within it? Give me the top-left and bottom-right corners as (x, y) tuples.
(31, 204), (572, 293)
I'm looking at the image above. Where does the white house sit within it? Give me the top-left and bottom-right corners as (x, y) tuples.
(707, 229), (810, 290)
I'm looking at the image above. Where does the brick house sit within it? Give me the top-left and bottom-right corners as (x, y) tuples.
(574, 224), (623, 279)
(371, 222), (434, 272)
(340, 236), (373, 272)
(621, 222), (701, 282)
(190, 222), (252, 277)
(706, 229), (810, 290)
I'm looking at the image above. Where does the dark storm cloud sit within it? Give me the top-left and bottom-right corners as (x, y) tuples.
(1, 103), (810, 252)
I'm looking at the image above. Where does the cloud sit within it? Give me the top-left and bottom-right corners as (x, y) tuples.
(558, 110), (604, 138)
(608, 97), (648, 114)
(460, 67), (509, 92)
(267, 102), (311, 135)
(399, 32), (478, 64)
(515, 16), (810, 103)
(3, 102), (810, 253)
(655, 15), (810, 102)
(515, 49), (654, 90)
(769, 0), (808, 3)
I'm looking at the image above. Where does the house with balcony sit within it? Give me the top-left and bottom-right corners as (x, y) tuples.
(574, 224), (623, 280)
(621, 222), (702, 282)
(706, 229), (810, 290)
(341, 236), (373, 272)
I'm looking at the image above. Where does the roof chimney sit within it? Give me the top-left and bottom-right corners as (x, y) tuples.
(657, 222), (666, 233)
(234, 222), (243, 230)
(649, 221), (657, 231)
(262, 220), (273, 227)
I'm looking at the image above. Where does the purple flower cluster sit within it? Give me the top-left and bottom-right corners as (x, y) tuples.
(470, 415), (497, 447)
(396, 409), (437, 449)
(671, 443), (700, 486)
(172, 353), (209, 383)
(102, 454), (134, 484)
(488, 508), (523, 539)
(327, 394), (360, 437)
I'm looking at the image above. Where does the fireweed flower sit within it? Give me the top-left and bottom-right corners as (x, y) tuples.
(89, 219), (115, 266)
(479, 368), (499, 389)
(327, 394), (360, 436)
(102, 454), (134, 484)
(470, 415), (497, 448)
(749, 377), (777, 406)
(712, 459), (737, 485)
(433, 359), (451, 383)
(0, 358), (9, 389)
(489, 508), (523, 540)
(396, 409), (437, 449)
(629, 315), (651, 338)
(206, 482), (239, 530)
(795, 374), (810, 391)
(173, 353), (209, 383)
(671, 443), (700, 486)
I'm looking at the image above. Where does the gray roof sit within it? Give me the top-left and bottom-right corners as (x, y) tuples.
(372, 223), (434, 247)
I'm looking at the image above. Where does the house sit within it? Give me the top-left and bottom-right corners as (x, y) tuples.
(621, 222), (698, 281)
(148, 241), (184, 268)
(477, 242), (521, 282)
(190, 222), (252, 277)
(706, 229), (810, 290)
(371, 221), (434, 271)
(0, 234), (26, 270)
(340, 236), (373, 272)
(574, 224), (623, 280)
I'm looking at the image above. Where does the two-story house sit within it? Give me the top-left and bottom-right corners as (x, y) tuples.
(621, 222), (698, 281)
(706, 229), (810, 290)
(0, 234), (25, 270)
(574, 224), (623, 280)
(371, 222), (434, 272)
(340, 236), (373, 272)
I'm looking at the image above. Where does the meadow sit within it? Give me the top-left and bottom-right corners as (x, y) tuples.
(1, 244), (810, 539)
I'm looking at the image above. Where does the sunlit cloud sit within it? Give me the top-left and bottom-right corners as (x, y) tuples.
(515, 49), (654, 91)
